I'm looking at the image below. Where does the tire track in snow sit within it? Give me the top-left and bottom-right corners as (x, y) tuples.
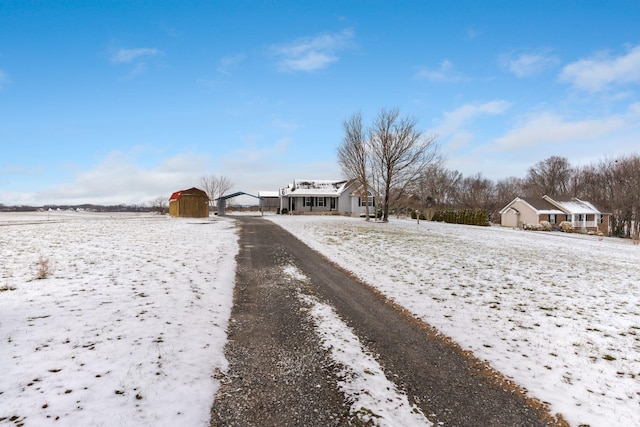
(283, 264), (432, 427)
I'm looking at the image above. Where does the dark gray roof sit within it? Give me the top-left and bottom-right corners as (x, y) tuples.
(520, 197), (558, 211)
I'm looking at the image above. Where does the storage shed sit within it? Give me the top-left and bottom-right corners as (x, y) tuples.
(168, 187), (209, 218)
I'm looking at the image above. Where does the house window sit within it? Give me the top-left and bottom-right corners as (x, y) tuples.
(549, 214), (556, 224)
(304, 197), (312, 207)
(359, 192), (374, 207)
(566, 214), (572, 222)
(317, 197), (325, 207)
(577, 214), (584, 222)
(597, 214), (603, 223)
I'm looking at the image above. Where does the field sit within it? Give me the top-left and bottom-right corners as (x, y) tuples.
(0, 212), (238, 426)
(1, 212), (638, 427)
(267, 215), (640, 427)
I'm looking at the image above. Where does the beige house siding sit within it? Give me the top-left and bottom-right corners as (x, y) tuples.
(501, 208), (519, 227)
(507, 200), (539, 228)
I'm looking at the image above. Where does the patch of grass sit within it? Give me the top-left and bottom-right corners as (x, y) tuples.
(35, 255), (51, 279)
(355, 406), (382, 420)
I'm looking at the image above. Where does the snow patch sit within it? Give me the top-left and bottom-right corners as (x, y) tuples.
(283, 263), (430, 426)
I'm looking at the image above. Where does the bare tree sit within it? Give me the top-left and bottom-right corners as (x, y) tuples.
(494, 176), (524, 221)
(454, 173), (496, 211)
(572, 165), (597, 200)
(337, 112), (371, 220)
(416, 165), (461, 208)
(602, 154), (640, 238)
(200, 175), (234, 209)
(368, 108), (440, 222)
(152, 196), (167, 214)
(524, 156), (574, 196)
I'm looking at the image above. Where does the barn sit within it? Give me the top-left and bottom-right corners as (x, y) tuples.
(168, 187), (209, 218)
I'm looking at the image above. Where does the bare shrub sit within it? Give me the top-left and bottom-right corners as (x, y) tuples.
(35, 255), (51, 279)
(539, 221), (552, 231)
(559, 221), (574, 233)
(524, 223), (544, 231)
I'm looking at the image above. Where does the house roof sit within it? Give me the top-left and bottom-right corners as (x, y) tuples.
(543, 196), (603, 215)
(522, 197), (563, 213)
(500, 195), (607, 216)
(499, 197), (564, 215)
(349, 182), (373, 198)
(169, 187), (208, 201)
(281, 179), (351, 197)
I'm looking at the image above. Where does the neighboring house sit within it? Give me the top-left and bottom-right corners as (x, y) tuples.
(279, 179), (374, 216)
(169, 187), (209, 218)
(500, 195), (610, 235)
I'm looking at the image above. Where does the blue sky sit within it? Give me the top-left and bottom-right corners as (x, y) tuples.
(1, 1), (639, 206)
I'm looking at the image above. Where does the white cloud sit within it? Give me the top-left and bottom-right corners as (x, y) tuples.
(212, 138), (342, 196)
(221, 138), (290, 172)
(111, 48), (162, 64)
(35, 151), (209, 205)
(271, 29), (354, 72)
(501, 51), (559, 77)
(1, 143), (341, 206)
(414, 59), (465, 82)
(494, 110), (632, 150)
(445, 131), (474, 151)
(559, 44), (640, 91)
(436, 100), (511, 135)
(226, 159), (341, 196)
(431, 100), (511, 155)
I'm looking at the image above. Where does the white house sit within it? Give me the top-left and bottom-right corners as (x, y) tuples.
(279, 179), (374, 216)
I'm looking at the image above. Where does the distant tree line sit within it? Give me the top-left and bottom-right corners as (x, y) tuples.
(338, 109), (640, 238)
(391, 154), (640, 238)
(0, 203), (159, 213)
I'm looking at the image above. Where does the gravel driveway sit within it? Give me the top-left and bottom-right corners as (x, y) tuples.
(210, 216), (568, 427)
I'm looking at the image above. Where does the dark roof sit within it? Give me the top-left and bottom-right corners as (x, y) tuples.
(520, 197), (558, 211)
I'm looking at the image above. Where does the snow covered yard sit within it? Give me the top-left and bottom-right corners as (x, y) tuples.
(267, 215), (640, 427)
(0, 212), (238, 426)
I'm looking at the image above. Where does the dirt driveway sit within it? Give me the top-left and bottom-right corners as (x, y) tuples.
(210, 216), (566, 426)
